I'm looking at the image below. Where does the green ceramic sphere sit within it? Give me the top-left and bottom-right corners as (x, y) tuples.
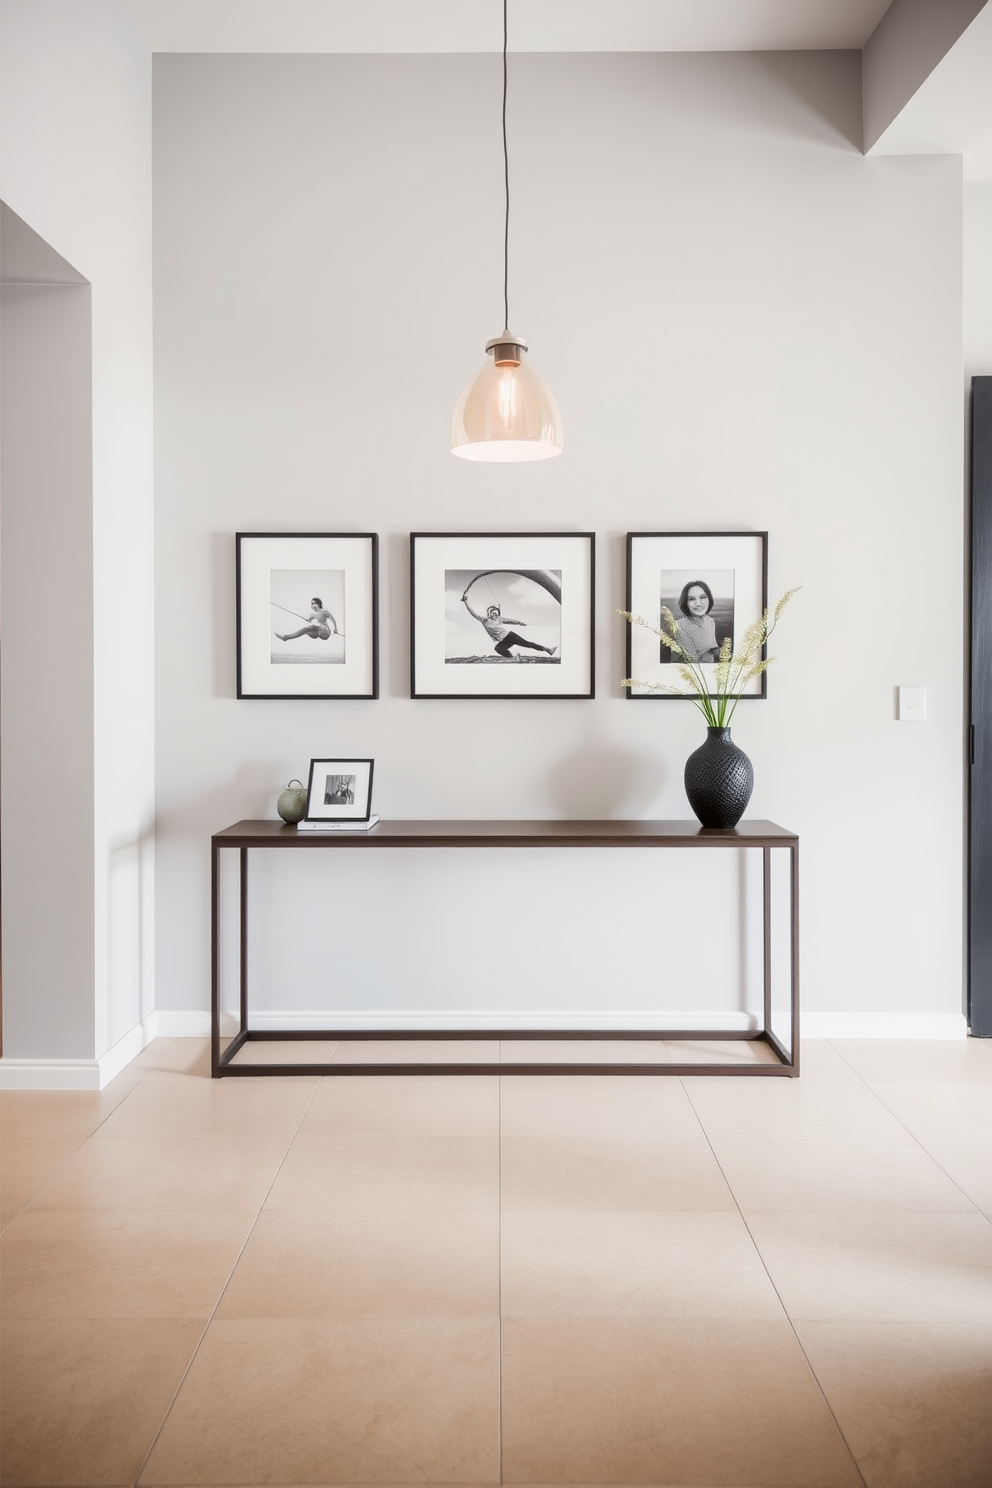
(277, 780), (308, 824)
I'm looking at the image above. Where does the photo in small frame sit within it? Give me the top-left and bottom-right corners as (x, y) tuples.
(411, 532), (595, 698)
(304, 758), (375, 822)
(625, 532), (768, 699)
(237, 533), (378, 699)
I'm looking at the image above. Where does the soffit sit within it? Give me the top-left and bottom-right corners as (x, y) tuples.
(120, 0), (893, 54)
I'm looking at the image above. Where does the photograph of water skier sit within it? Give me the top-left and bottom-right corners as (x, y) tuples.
(269, 569), (345, 664)
(444, 569), (562, 663)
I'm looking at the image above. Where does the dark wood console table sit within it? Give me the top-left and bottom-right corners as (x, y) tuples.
(211, 819), (799, 1078)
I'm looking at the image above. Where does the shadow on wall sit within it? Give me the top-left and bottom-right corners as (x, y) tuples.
(158, 761), (278, 837)
(104, 826), (155, 1053)
(749, 50), (863, 152)
(546, 745), (667, 819)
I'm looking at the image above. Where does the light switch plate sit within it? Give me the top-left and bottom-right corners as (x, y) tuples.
(897, 685), (927, 721)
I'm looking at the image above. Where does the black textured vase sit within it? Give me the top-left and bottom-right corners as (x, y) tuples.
(684, 727), (754, 829)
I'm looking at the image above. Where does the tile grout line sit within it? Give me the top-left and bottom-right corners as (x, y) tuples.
(0, 1073), (150, 1229)
(130, 1069), (324, 1488)
(826, 1039), (992, 1228)
(677, 1072), (871, 1488)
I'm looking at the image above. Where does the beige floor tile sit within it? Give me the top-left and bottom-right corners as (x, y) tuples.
(90, 1069), (318, 1143)
(0, 1085), (137, 1143)
(0, 1136), (82, 1217)
(501, 1210), (784, 1319)
(27, 1136), (290, 1214)
(828, 1037), (992, 1086)
(229, 1038), (339, 1064)
(148, 1037), (212, 1075)
(0, 1316), (204, 1487)
(266, 1130), (499, 1211)
(500, 1317), (862, 1485)
(297, 1075), (499, 1143)
(796, 1319), (992, 1488)
(330, 1038), (501, 1064)
(790, 1039), (864, 1083)
(138, 1316), (500, 1484)
(500, 1077), (735, 1212)
(663, 1038), (784, 1066)
(2, 1210), (254, 1319)
(218, 1208), (499, 1317)
(500, 1039), (673, 1065)
(129, 1036), (181, 1069)
(870, 1081), (992, 1214)
(683, 1080), (976, 1212)
(746, 1211), (992, 1322)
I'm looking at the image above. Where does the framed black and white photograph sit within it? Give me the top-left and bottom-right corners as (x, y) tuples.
(410, 533), (595, 698)
(236, 533), (378, 699)
(625, 532), (768, 699)
(304, 758), (375, 822)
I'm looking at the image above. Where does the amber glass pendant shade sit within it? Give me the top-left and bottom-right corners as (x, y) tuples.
(450, 334), (563, 462)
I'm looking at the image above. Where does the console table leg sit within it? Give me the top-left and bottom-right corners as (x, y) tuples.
(791, 842), (801, 1075)
(211, 840), (221, 1078)
(240, 848), (249, 1035)
(762, 846), (772, 1036)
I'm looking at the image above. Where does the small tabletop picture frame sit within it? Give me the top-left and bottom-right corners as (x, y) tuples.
(625, 531), (769, 699)
(410, 531), (596, 698)
(303, 758), (375, 823)
(237, 532), (379, 699)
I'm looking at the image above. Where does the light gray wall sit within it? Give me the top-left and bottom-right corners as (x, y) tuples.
(0, 0), (155, 1065)
(154, 51), (965, 1032)
(0, 278), (95, 1057)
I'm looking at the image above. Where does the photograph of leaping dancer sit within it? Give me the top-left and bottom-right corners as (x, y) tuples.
(269, 569), (345, 664)
(445, 569), (562, 663)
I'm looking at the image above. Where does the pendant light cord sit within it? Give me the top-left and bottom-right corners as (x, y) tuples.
(502, 0), (510, 332)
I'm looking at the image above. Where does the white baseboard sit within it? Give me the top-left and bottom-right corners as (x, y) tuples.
(805, 1012), (968, 1040)
(126, 1009), (975, 1039)
(240, 1009), (762, 1032)
(97, 1012), (159, 1084)
(155, 1011), (239, 1037)
(0, 1058), (104, 1091)
(0, 1012), (162, 1090)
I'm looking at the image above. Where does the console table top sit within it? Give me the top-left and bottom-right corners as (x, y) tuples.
(213, 819), (798, 848)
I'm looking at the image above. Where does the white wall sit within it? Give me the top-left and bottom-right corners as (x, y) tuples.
(0, 0), (155, 1072)
(965, 181), (992, 375)
(154, 50), (965, 1034)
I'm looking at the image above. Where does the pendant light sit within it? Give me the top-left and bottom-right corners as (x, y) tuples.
(450, 0), (563, 462)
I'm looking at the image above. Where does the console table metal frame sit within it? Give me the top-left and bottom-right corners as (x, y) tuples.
(211, 819), (799, 1078)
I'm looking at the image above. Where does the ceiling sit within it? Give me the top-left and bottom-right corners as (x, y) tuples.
(120, 0), (896, 55)
(119, 0), (992, 179)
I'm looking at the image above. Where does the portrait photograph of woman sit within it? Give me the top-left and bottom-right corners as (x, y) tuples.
(658, 569), (735, 665)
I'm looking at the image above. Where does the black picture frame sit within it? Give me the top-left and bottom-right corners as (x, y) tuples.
(625, 531), (769, 699)
(410, 532), (596, 699)
(304, 757), (375, 822)
(236, 532), (379, 699)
